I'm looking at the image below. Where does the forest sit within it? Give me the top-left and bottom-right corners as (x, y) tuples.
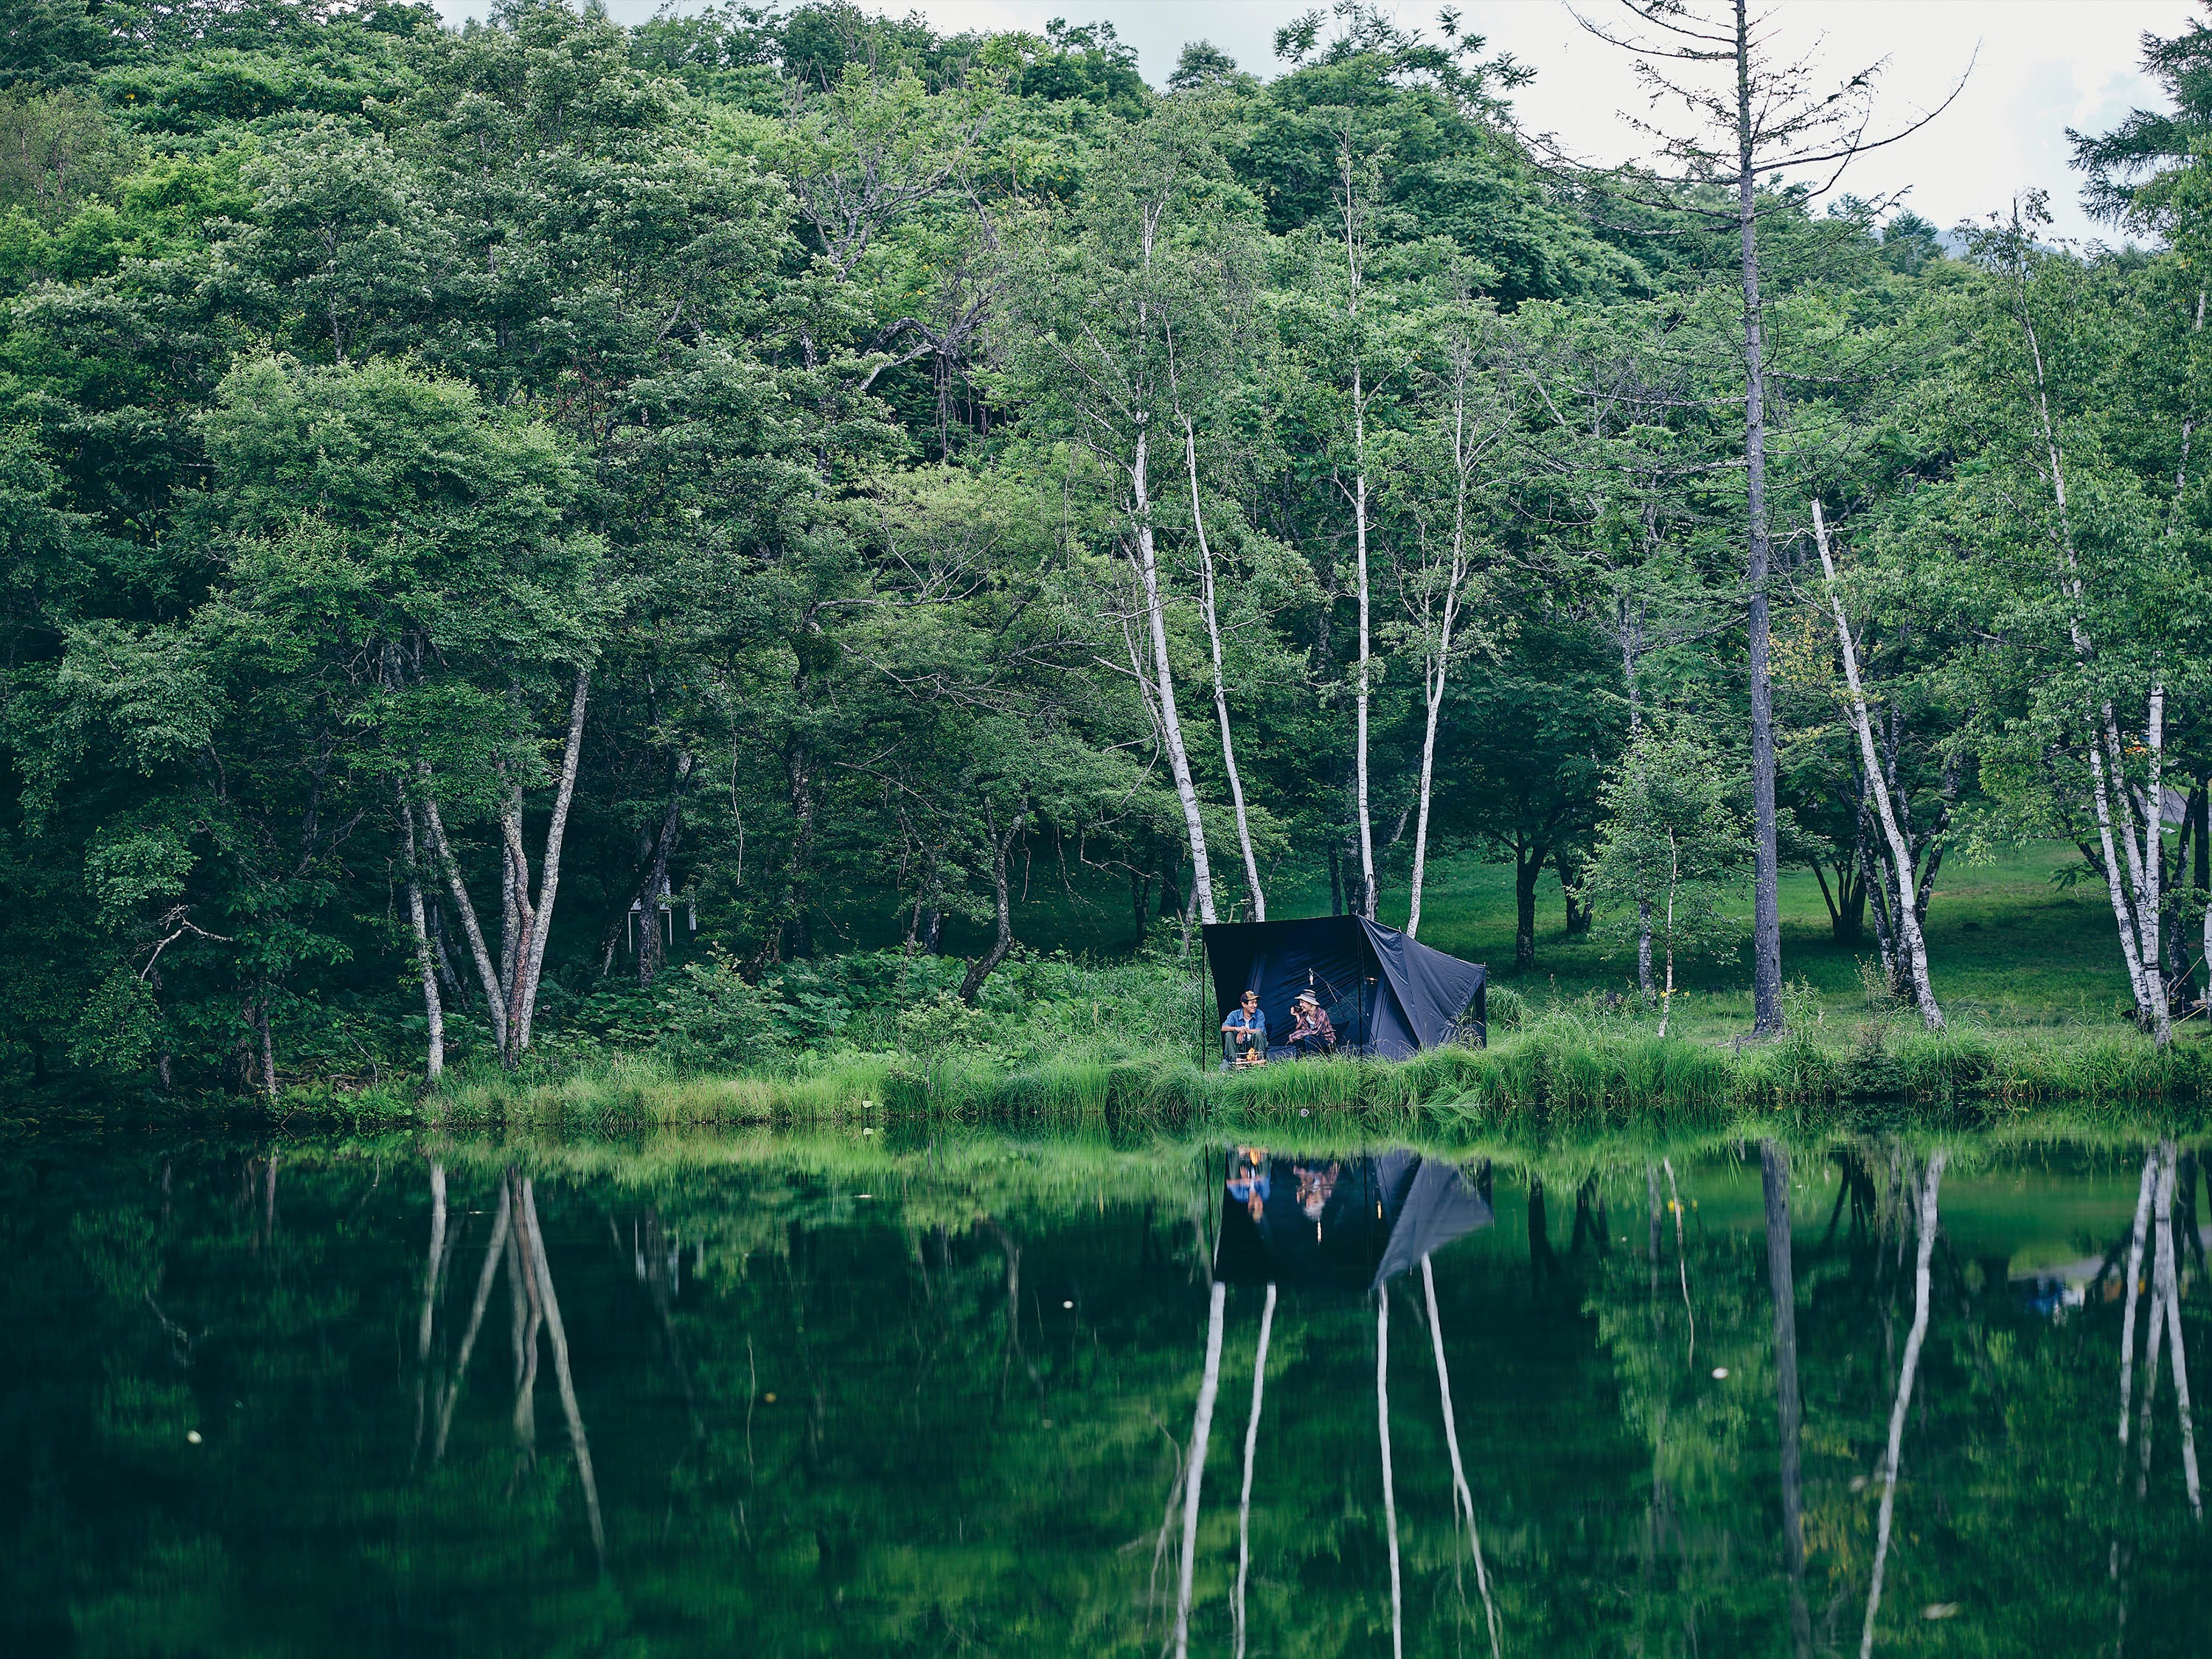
(2, 0), (2209, 1102)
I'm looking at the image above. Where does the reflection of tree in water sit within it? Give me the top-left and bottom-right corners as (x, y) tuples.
(10, 1133), (2212, 1656)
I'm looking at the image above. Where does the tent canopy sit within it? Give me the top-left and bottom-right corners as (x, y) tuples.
(1214, 1149), (1494, 1293)
(1202, 916), (1486, 1060)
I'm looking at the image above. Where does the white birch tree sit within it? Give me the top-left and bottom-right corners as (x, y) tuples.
(1388, 274), (1509, 938)
(1001, 102), (1267, 928)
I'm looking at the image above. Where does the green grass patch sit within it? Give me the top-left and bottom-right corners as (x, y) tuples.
(412, 1006), (2211, 1141)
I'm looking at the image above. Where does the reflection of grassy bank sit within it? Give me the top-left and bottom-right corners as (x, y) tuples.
(417, 1006), (2212, 1135)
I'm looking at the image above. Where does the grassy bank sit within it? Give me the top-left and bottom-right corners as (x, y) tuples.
(414, 1003), (2212, 1140)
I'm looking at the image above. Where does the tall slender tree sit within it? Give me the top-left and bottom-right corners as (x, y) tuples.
(1568, 0), (1964, 1033)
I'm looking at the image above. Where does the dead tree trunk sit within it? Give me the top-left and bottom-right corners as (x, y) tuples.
(959, 803), (1024, 1004)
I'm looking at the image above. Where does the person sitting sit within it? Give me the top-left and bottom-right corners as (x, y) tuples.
(1221, 991), (1267, 1066)
(1287, 990), (1336, 1057)
(1226, 1146), (1270, 1220)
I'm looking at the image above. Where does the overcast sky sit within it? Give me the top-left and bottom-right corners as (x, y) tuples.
(437, 0), (2201, 243)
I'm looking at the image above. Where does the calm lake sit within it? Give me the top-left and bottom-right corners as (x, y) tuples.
(4, 1124), (2207, 1656)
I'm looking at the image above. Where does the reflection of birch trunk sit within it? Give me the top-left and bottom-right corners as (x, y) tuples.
(1422, 1255), (1501, 1659)
(2127, 1142), (2201, 1516)
(411, 1162), (448, 1464)
(2135, 1194), (2168, 1498)
(1175, 1279), (1227, 1659)
(1860, 1150), (1946, 1659)
(1662, 1158), (1694, 1366)
(1761, 1144), (1812, 1659)
(1377, 1288), (1402, 1659)
(2153, 1144), (2202, 1516)
(520, 1178), (605, 1566)
(1233, 1283), (1276, 1659)
(508, 1175), (541, 1455)
(1646, 1165), (1661, 1298)
(2119, 1149), (2157, 1447)
(434, 1178), (512, 1462)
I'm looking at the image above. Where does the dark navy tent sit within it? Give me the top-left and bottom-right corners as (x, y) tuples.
(1214, 1149), (1494, 1293)
(1202, 916), (1486, 1060)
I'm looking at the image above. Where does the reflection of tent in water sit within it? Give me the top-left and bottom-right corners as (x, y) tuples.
(1215, 1148), (1494, 1293)
(1168, 1150), (1503, 1659)
(1201, 916), (1487, 1061)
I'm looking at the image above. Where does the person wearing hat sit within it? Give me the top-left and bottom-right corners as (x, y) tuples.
(1287, 990), (1336, 1057)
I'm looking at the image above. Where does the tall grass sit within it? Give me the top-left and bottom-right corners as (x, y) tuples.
(414, 1004), (2211, 1137)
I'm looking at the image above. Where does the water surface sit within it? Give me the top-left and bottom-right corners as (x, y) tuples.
(4, 1125), (2206, 1656)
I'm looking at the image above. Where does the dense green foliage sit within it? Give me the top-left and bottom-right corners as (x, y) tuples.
(3, 0), (2210, 1100)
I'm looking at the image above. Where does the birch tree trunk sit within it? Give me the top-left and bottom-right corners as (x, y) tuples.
(636, 749), (693, 990)
(396, 786), (445, 1080)
(1812, 502), (1944, 1030)
(1337, 133), (1378, 922)
(2010, 248), (2171, 1040)
(1185, 417), (1265, 919)
(1618, 605), (1655, 995)
(1353, 369), (1377, 922)
(516, 667), (591, 1053)
(1658, 828), (1680, 1038)
(1132, 432), (1219, 928)
(417, 787), (508, 1057)
(1407, 334), (1479, 941)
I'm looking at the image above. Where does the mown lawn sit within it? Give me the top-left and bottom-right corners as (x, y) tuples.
(893, 837), (2172, 1043)
(1274, 843), (2153, 1038)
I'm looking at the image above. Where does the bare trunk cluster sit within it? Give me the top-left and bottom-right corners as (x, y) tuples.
(2010, 260), (2174, 1043)
(413, 669), (594, 1068)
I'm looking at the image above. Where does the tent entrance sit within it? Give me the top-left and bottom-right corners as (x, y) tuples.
(1199, 917), (1487, 1063)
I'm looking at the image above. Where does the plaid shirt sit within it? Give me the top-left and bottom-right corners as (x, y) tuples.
(1289, 1004), (1335, 1044)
